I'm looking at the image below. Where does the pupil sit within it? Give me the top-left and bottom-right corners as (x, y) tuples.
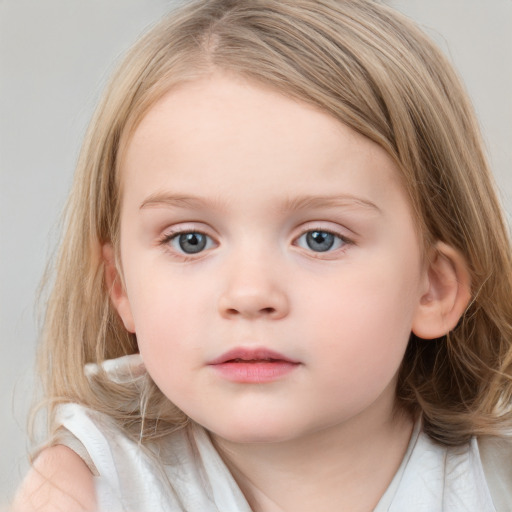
(179, 233), (206, 254)
(307, 231), (334, 252)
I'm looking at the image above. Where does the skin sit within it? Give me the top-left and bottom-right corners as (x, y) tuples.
(14, 73), (471, 511)
(112, 73), (430, 511)
(12, 445), (96, 511)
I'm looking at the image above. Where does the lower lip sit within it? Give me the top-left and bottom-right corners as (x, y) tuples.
(210, 361), (299, 383)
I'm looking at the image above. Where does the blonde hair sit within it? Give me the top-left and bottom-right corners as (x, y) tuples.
(37, 0), (512, 447)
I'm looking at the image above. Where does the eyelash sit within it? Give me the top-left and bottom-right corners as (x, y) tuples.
(294, 228), (352, 255)
(158, 226), (353, 258)
(158, 229), (216, 259)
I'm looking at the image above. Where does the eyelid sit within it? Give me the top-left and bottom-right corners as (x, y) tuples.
(158, 223), (219, 257)
(292, 223), (355, 255)
(159, 221), (217, 240)
(293, 221), (354, 241)
(294, 230), (349, 247)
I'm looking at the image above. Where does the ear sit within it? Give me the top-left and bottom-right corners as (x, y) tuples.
(412, 242), (471, 339)
(102, 243), (136, 333)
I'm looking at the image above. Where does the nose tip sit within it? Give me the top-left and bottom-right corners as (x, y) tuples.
(218, 288), (289, 320)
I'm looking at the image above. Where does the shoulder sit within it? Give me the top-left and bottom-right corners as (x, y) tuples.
(478, 435), (512, 480)
(12, 445), (96, 512)
(478, 435), (512, 512)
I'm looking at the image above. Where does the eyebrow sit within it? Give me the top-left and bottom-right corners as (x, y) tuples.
(139, 193), (381, 214)
(140, 193), (228, 211)
(279, 194), (381, 214)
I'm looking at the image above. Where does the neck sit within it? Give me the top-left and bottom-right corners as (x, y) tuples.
(211, 407), (414, 512)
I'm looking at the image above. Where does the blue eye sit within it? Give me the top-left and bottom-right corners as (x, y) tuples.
(296, 230), (345, 252)
(169, 232), (213, 254)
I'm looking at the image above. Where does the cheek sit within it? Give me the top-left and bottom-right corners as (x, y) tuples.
(302, 261), (420, 385)
(124, 271), (214, 380)
(131, 288), (195, 349)
(125, 257), (203, 329)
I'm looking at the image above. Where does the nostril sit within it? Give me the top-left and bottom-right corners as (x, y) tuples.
(226, 307), (276, 316)
(218, 291), (289, 320)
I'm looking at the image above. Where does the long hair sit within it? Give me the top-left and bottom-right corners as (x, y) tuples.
(37, 0), (512, 447)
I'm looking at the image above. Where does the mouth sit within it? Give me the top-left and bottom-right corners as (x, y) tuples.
(209, 347), (299, 365)
(208, 347), (300, 383)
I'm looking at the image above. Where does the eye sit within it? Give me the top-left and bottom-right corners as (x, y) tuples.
(168, 232), (215, 254)
(295, 230), (346, 253)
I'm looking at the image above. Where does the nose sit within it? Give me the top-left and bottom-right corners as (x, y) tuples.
(217, 257), (290, 320)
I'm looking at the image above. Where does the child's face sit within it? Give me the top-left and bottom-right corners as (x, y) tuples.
(113, 74), (429, 443)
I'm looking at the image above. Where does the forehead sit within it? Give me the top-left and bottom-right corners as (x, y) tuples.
(120, 73), (404, 211)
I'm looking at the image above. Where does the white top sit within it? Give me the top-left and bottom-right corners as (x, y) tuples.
(55, 355), (500, 512)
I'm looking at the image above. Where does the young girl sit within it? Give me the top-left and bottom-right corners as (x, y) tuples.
(13, 0), (512, 510)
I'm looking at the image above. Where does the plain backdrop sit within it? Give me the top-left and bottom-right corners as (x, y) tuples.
(1, 0), (511, 505)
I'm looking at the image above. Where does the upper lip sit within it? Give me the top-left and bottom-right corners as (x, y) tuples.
(208, 347), (300, 365)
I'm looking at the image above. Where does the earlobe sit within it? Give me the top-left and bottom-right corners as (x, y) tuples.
(102, 243), (136, 333)
(412, 242), (472, 340)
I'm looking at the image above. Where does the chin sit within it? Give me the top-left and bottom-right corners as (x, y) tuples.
(204, 417), (307, 445)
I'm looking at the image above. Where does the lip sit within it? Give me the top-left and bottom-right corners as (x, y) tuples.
(208, 347), (301, 383)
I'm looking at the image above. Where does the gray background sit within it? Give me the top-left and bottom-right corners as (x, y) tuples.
(1, 0), (511, 505)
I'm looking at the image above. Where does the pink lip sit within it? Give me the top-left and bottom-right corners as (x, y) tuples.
(208, 347), (300, 383)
